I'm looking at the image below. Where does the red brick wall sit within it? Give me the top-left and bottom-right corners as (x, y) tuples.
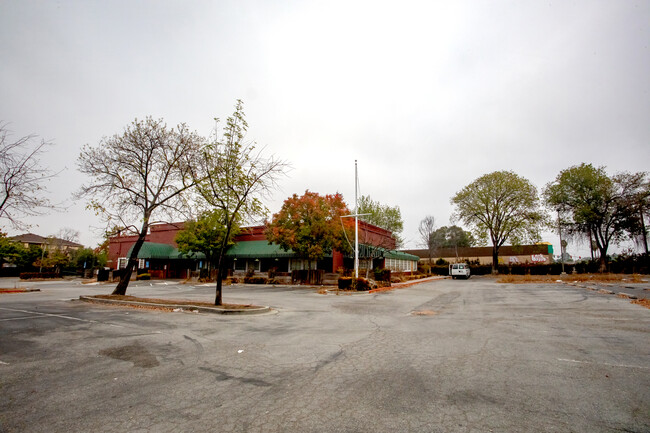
(107, 222), (185, 268)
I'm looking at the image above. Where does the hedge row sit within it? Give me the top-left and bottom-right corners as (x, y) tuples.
(228, 276), (282, 285)
(425, 258), (650, 275)
(19, 272), (60, 279)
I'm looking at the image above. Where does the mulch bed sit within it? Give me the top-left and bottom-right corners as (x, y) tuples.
(632, 298), (650, 309)
(0, 288), (40, 293)
(496, 274), (648, 284)
(91, 294), (259, 310)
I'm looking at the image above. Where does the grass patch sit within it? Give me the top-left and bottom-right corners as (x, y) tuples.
(497, 274), (647, 284)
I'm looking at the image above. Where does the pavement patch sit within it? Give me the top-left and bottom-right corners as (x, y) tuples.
(99, 342), (160, 368)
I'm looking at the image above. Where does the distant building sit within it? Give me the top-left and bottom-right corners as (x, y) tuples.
(107, 221), (419, 279)
(10, 233), (83, 252)
(401, 244), (554, 266)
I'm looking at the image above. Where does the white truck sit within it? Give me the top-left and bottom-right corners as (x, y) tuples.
(449, 263), (471, 279)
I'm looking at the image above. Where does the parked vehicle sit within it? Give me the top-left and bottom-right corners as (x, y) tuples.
(449, 263), (471, 279)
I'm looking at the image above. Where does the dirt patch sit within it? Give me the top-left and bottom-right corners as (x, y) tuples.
(411, 310), (438, 316)
(632, 298), (650, 309)
(497, 274), (647, 284)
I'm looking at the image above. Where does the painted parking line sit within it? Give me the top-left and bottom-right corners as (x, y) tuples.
(0, 315), (48, 322)
(0, 306), (98, 323)
(557, 358), (650, 370)
(0, 307), (126, 328)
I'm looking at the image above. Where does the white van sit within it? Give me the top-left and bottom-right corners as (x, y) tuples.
(449, 263), (470, 279)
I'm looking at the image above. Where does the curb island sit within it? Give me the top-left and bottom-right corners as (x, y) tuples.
(78, 295), (271, 315)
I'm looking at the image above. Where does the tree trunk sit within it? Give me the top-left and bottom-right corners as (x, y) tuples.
(491, 247), (499, 275)
(113, 236), (146, 295)
(598, 248), (608, 273)
(640, 211), (648, 255)
(113, 228), (148, 295)
(214, 251), (224, 305)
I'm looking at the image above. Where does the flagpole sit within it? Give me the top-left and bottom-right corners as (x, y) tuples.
(355, 160), (359, 279)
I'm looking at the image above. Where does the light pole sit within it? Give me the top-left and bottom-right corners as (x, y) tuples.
(557, 209), (566, 275)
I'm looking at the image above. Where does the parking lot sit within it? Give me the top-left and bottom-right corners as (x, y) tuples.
(1, 277), (649, 432)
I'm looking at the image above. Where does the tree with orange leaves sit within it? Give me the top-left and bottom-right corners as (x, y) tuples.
(265, 190), (354, 269)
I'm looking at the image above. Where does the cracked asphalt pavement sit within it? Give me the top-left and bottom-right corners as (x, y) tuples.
(1, 277), (649, 432)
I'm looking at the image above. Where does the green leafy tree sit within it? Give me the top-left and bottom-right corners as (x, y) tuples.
(544, 164), (650, 271)
(615, 171), (650, 254)
(19, 244), (42, 269)
(451, 171), (546, 274)
(74, 248), (100, 270)
(0, 233), (43, 270)
(175, 210), (238, 277)
(266, 190), (353, 268)
(431, 225), (475, 259)
(0, 231), (22, 266)
(38, 248), (71, 274)
(357, 195), (404, 247)
(77, 117), (203, 295)
(193, 100), (288, 305)
(431, 226), (475, 248)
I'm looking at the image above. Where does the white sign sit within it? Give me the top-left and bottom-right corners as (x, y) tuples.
(531, 254), (546, 263)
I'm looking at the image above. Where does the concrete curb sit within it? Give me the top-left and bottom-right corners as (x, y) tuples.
(370, 276), (449, 293)
(78, 296), (271, 315)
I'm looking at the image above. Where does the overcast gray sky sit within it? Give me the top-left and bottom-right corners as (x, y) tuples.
(1, 0), (649, 258)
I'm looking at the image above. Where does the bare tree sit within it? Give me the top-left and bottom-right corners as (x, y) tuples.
(0, 122), (57, 229)
(418, 215), (436, 271)
(77, 117), (203, 295)
(57, 227), (80, 243)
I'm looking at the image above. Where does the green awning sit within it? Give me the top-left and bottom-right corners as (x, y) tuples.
(225, 241), (299, 259)
(383, 250), (420, 261)
(127, 242), (205, 260)
(353, 244), (419, 261)
(127, 242), (176, 259)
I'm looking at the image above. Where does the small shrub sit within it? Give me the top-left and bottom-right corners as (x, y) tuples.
(338, 277), (353, 290)
(355, 278), (371, 291)
(435, 258), (449, 265)
(245, 268), (255, 278)
(373, 268), (391, 282)
(136, 273), (151, 280)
